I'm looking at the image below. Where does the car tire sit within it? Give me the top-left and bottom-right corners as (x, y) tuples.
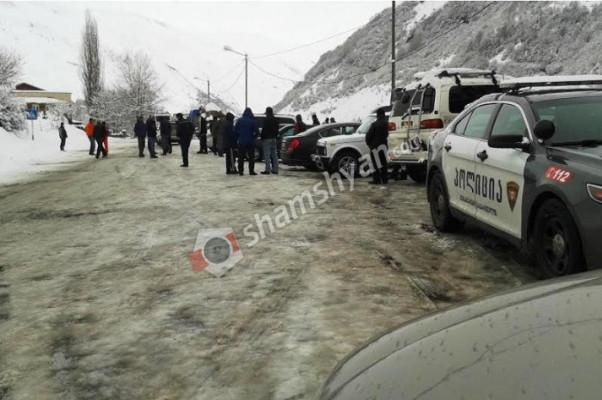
(533, 199), (585, 277)
(428, 172), (461, 232)
(407, 164), (427, 184)
(330, 150), (360, 177)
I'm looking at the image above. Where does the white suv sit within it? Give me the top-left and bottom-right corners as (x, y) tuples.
(313, 106), (390, 175)
(388, 68), (500, 182)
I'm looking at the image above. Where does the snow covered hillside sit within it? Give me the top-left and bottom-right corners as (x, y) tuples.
(0, 2), (353, 114)
(277, 1), (602, 121)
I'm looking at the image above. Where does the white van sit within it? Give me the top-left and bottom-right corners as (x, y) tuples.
(388, 68), (500, 182)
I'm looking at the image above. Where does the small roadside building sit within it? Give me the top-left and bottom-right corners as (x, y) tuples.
(12, 82), (72, 118)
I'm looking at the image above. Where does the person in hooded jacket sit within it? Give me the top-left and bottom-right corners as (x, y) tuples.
(176, 113), (194, 167)
(260, 107), (279, 175)
(222, 112), (237, 174)
(365, 107), (389, 185)
(146, 115), (158, 158)
(94, 121), (108, 159)
(85, 118), (95, 155)
(311, 113), (320, 126)
(58, 122), (67, 151)
(160, 118), (172, 155)
(234, 107), (259, 175)
(293, 114), (307, 134)
(134, 116), (147, 157)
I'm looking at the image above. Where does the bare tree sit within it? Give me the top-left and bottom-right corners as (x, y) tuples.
(0, 48), (20, 86)
(80, 10), (103, 108)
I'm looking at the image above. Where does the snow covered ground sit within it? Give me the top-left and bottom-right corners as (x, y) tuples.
(0, 121), (132, 185)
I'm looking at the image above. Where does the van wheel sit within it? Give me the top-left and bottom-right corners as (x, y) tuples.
(330, 150), (360, 177)
(533, 199), (584, 277)
(407, 165), (426, 184)
(428, 172), (460, 232)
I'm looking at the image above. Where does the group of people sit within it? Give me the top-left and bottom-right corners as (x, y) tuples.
(84, 118), (109, 159)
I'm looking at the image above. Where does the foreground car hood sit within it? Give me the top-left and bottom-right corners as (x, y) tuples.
(321, 272), (602, 400)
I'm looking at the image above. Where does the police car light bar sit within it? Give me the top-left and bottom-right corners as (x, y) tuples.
(501, 75), (602, 92)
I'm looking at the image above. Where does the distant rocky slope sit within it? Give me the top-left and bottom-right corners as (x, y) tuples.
(277, 1), (602, 120)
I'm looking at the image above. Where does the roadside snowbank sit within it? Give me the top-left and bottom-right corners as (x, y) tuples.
(0, 119), (132, 185)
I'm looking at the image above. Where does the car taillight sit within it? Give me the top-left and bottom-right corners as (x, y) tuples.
(587, 184), (602, 203)
(388, 122), (397, 131)
(288, 138), (300, 154)
(420, 119), (444, 130)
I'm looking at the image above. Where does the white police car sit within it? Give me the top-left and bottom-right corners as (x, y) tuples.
(427, 76), (602, 277)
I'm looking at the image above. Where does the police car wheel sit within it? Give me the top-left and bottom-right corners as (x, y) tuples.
(533, 199), (584, 277)
(428, 172), (460, 232)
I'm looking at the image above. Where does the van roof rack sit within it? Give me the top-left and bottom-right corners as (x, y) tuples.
(436, 69), (498, 87)
(502, 75), (602, 93)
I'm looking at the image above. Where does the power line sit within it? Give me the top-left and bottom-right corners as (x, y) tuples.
(221, 65), (245, 93)
(213, 60), (244, 84)
(248, 59), (299, 83)
(254, 24), (364, 59)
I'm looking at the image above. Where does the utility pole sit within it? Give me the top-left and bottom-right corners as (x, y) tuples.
(391, 1), (396, 95)
(207, 80), (211, 104)
(244, 53), (248, 109)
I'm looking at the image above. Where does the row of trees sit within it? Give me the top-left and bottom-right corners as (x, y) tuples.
(80, 11), (162, 132)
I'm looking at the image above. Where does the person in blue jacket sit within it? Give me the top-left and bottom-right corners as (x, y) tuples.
(234, 107), (259, 176)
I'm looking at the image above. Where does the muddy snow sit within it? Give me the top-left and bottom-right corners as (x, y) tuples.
(0, 143), (538, 399)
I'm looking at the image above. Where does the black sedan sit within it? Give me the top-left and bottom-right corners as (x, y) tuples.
(280, 123), (360, 169)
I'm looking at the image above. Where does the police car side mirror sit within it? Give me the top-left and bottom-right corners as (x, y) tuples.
(488, 134), (530, 150)
(534, 120), (555, 141)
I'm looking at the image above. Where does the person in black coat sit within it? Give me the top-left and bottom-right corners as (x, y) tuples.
(311, 113), (320, 126)
(260, 107), (279, 174)
(365, 108), (389, 184)
(176, 113), (194, 167)
(58, 122), (67, 151)
(94, 121), (108, 159)
(146, 115), (158, 158)
(222, 113), (237, 174)
(160, 118), (171, 155)
(197, 111), (208, 154)
(134, 116), (147, 157)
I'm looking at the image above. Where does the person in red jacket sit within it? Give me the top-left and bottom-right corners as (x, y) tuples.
(85, 118), (95, 155)
(293, 114), (307, 134)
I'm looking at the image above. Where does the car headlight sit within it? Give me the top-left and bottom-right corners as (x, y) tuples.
(587, 184), (602, 203)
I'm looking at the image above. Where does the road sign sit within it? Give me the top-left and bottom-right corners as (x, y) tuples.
(26, 109), (38, 120)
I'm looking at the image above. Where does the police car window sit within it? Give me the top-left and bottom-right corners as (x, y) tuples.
(392, 90), (415, 117)
(490, 105), (528, 138)
(463, 104), (496, 139)
(344, 125), (357, 134)
(453, 112), (471, 135)
(532, 96), (602, 143)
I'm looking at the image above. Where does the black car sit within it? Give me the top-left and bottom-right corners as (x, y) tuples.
(427, 76), (602, 277)
(281, 123), (360, 169)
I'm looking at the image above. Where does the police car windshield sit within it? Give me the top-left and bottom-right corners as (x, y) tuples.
(357, 115), (377, 134)
(532, 95), (602, 145)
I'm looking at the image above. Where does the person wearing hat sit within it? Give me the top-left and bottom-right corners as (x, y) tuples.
(365, 108), (389, 185)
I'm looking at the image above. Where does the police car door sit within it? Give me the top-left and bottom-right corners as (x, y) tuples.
(442, 104), (498, 216)
(474, 103), (530, 239)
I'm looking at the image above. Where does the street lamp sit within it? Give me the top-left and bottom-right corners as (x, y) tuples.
(223, 45), (248, 109)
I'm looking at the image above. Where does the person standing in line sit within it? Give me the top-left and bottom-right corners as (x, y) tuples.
(222, 112), (237, 174)
(330, 117), (336, 123)
(94, 120), (108, 159)
(260, 107), (279, 175)
(324, 117), (330, 124)
(365, 108), (389, 185)
(311, 113), (320, 126)
(197, 112), (208, 153)
(160, 117), (172, 155)
(85, 118), (95, 155)
(58, 122), (67, 151)
(234, 107), (258, 176)
(134, 116), (147, 157)
(293, 114), (307, 134)
(176, 113), (194, 167)
(146, 115), (158, 158)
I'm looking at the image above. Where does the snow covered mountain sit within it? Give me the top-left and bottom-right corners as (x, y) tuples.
(0, 1), (346, 114)
(277, 1), (602, 121)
